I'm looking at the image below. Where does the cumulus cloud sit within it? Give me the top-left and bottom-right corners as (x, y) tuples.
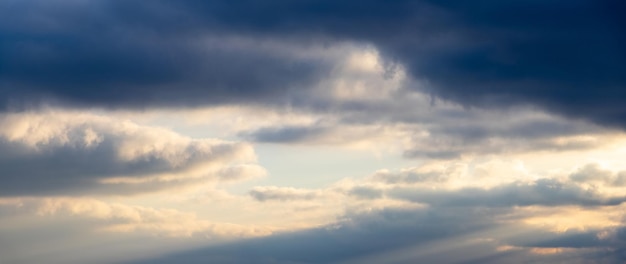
(0, 111), (264, 196)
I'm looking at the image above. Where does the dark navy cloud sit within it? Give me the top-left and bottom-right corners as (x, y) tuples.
(0, 0), (328, 109)
(1, 0), (625, 128)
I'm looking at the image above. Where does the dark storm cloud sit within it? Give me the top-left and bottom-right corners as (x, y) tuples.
(2, 0), (625, 128)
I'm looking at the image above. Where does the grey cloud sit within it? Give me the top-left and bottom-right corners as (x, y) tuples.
(370, 167), (452, 184)
(401, 111), (608, 159)
(240, 105), (609, 159)
(241, 126), (331, 144)
(389, 179), (626, 207)
(402, 135), (600, 160)
(570, 164), (626, 187)
(404, 149), (463, 160)
(347, 186), (383, 200)
(249, 187), (319, 202)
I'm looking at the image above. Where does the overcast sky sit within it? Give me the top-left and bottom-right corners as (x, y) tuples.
(1, 1), (626, 263)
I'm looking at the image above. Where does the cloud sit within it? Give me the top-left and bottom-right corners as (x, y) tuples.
(1, 2), (625, 263)
(242, 125), (331, 144)
(239, 96), (613, 158)
(347, 186), (384, 200)
(215, 159), (626, 264)
(0, 197), (272, 238)
(249, 186), (321, 202)
(0, 111), (264, 196)
(3, 153), (626, 263)
(345, 160), (626, 208)
(216, 0), (624, 128)
(569, 164), (626, 187)
(0, 1), (334, 110)
(247, 159), (626, 215)
(229, 50), (615, 157)
(369, 163), (463, 184)
(389, 179), (626, 207)
(0, 196), (274, 264)
(2, 1), (624, 130)
(128, 207), (499, 264)
(131, 205), (626, 264)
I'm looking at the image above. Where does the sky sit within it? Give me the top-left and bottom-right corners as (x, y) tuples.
(1, 1), (626, 263)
